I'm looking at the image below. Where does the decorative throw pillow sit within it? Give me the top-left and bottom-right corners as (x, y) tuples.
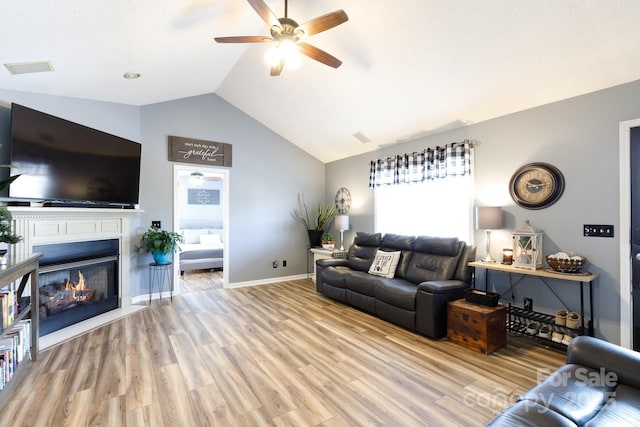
(200, 234), (221, 245)
(368, 250), (401, 278)
(183, 228), (209, 244)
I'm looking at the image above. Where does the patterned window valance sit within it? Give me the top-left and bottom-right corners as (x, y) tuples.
(368, 140), (473, 188)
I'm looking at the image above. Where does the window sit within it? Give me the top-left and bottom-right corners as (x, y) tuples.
(370, 141), (474, 242)
(374, 176), (473, 242)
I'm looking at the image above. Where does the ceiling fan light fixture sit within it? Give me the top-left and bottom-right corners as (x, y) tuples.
(264, 39), (302, 69)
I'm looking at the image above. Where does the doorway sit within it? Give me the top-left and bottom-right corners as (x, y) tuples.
(619, 118), (640, 349)
(173, 164), (229, 290)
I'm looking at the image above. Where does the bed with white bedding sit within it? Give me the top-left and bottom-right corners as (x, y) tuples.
(179, 227), (224, 274)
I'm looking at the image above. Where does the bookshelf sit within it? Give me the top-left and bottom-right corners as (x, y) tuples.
(0, 252), (42, 411)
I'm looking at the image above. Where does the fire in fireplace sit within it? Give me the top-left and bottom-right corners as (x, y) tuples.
(34, 239), (119, 336)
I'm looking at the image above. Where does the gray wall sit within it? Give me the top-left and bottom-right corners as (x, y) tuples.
(0, 90), (325, 295)
(326, 78), (640, 344)
(139, 94), (325, 285)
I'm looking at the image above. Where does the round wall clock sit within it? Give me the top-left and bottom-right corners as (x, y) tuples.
(335, 187), (351, 214)
(509, 162), (565, 209)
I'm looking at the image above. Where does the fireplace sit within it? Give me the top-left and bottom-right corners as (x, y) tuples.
(8, 206), (140, 347)
(34, 239), (119, 336)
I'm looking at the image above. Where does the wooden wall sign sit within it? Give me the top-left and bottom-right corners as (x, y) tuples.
(168, 136), (232, 167)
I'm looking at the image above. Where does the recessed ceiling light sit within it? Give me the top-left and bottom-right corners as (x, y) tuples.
(123, 71), (141, 79)
(4, 61), (54, 75)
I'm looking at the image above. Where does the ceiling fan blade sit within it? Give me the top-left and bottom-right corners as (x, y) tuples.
(214, 35), (273, 43)
(247, 0), (281, 30)
(270, 60), (284, 76)
(296, 42), (342, 68)
(300, 10), (348, 36)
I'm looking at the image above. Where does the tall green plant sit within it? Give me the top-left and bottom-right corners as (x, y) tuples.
(293, 193), (336, 231)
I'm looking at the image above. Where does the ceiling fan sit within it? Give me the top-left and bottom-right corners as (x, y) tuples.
(214, 0), (348, 76)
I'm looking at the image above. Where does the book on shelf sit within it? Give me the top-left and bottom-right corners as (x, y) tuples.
(0, 320), (31, 390)
(0, 290), (17, 332)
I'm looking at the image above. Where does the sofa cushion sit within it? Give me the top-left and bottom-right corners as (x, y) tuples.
(413, 236), (459, 257)
(346, 232), (382, 271)
(486, 400), (578, 426)
(404, 237), (461, 284)
(320, 266), (350, 288)
(346, 270), (381, 297)
(380, 233), (415, 278)
(368, 250), (401, 278)
(584, 384), (640, 426)
(519, 364), (614, 426)
(374, 278), (417, 311)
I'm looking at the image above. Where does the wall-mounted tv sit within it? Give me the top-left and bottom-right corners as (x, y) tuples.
(9, 103), (141, 208)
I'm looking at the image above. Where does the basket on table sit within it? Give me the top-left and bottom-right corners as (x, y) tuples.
(546, 252), (586, 273)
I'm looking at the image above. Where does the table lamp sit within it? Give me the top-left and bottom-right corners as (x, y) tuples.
(476, 206), (503, 262)
(335, 215), (349, 250)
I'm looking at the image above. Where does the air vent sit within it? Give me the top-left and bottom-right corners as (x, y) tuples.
(4, 61), (54, 75)
(352, 131), (371, 144)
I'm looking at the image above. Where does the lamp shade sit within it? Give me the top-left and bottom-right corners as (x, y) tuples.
(335, 215), (349, 231)
(476, 207), (502, 230)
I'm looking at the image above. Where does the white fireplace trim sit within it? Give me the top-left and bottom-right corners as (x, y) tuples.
(8, 206), (143, 347)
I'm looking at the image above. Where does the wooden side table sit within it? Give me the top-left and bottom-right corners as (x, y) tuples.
(447, 299), (506, 354)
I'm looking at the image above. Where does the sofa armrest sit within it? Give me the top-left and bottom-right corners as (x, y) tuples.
(417, 279), (469, 294)
(316, 258), (349, 268)
(415, 280), (469, 338)
(567, 335), (640, 389)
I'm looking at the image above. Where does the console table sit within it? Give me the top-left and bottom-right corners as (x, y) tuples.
(469, 261), (597, 337)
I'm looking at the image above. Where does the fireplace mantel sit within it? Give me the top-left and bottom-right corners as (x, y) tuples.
(8, 206), (143, 347)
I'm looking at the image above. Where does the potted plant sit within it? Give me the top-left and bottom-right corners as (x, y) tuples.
(321, 233), (334, 250)
(0, 208), (22, 264)
(0, 160), (23, 264)
(293, 193), (336, 247)
(137, 226), (183, 265)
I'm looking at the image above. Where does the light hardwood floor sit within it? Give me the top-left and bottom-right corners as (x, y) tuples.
(0, 275), (564, 426)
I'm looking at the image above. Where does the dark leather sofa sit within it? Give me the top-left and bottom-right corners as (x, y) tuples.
(487, 335), (640, 426)
(315, 232), (476, 338)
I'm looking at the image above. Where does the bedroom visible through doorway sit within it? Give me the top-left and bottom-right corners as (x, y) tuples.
(173, 164), (229, 290)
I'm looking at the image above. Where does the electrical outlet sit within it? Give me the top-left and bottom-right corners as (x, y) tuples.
(152, 220), (161, 228)
(282, 260), (287, 267)
(273, 260), (278, 268)
(524, 298), (533, 311)
(584, 224), (614, 237)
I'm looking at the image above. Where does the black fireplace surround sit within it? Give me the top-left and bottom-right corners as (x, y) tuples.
(34, 239), (119, 336)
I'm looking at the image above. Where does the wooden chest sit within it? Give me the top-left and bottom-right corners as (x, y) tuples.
(447, 299), (507, 354)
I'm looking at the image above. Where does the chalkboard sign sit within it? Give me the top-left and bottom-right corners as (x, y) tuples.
(188, 189), (220, 205)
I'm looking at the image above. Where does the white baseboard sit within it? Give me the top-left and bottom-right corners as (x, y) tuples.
(227, 273), (309, 288)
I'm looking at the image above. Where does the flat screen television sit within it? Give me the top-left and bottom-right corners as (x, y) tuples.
(9, 103), (141, 208)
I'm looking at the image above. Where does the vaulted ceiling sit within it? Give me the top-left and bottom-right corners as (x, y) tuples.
(2, 1), (640, 162)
